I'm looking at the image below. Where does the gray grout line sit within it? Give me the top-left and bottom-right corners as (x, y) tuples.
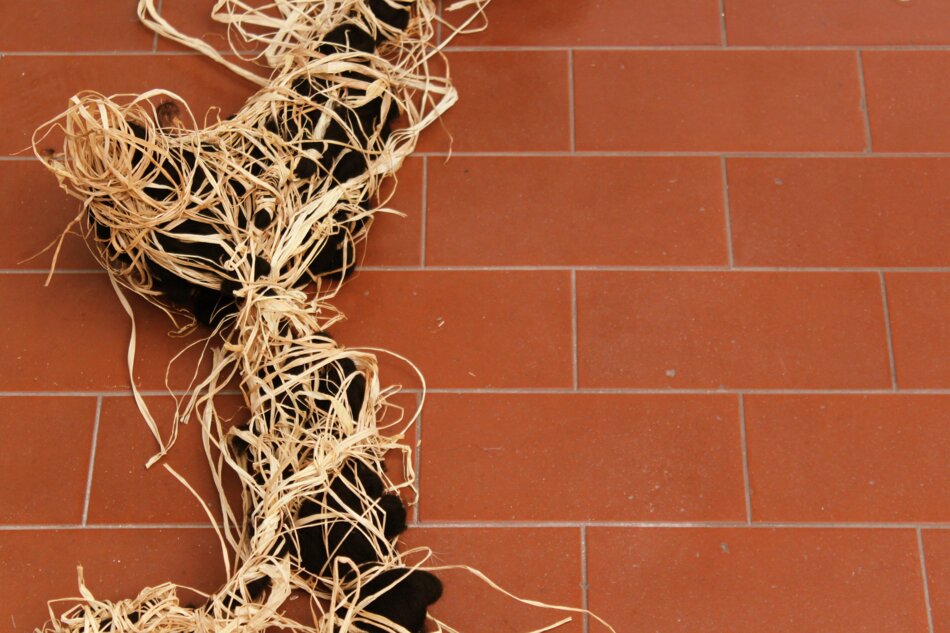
(4, 388), (950, 397)
(80, 396), (103, 526)
(0, 50), (160, 56)
(427, 387), (950, 395)
(0, 392), (126, 397)
(720, 156), (735, 267)
(719, 0), (729, 46)
(441, 44), (950, 52)
(5, 521), (950, 531)
(571, 270), (579, 390)
(0, 523), (216, 531)
(420, 156), (428, 267)
(436, 0), (443, 46)
(6, 266), (950, 274)
(0, 48), (257, 57)
(738, 394), (753, 524)
(0, 390), (242, 397)
(7, 45), (950, 56)
(918, 528), (937, 633)
(413, 392), (423, 525)
(354, 265), (950, 273)
(856, 50), (874, 153)
(420, 387), (950, 395)
(7, 152), (950, 160)
(580, 525), (590, 633)
(415, 151), (950, 158)
(567, 49), (576, 152)
(411, 520), (950, 529)
(151, 0), (164, 53)
(880, 272), (900, 391)
(0, 269), (107, 274)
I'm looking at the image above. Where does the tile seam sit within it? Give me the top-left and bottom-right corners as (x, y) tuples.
(738, 394), (753, 523)
(0, 269), (109, 274)
(445, 44), (950, 52)
(6, 266), (950, 273)
(436, 0), (443, 46)
(7, 45), (950, 55)
(0, 523), (217, 531)
(277, 265), (950, 272)
(0, 390), (243, 397)
(571, 270), (579, 390)
(918, 528), (937, 633)
(405, 520), (950, 529)
(856, 50), (874, 153)
(419, 388), (947, 395)
(721, 156), (735, 267)
(7, 152), (950, 160)
(413, 392), (423, 525)
(719, 0), (729, 46)
(580, 525), (590, 633)
(879, 272), (900, 390)
(421, 156), (429, 267)
(3, 388), (950, 397)
(567, 49), (577, 152)
(151, 0), (163, 53)
(416, 151), (950, 158)
(80, 396), (102, 526)
(5, 521), (950, 530)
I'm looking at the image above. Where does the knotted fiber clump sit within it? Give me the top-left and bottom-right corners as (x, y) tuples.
(31, 1), (614, 631)
(33, 1), (488, 631)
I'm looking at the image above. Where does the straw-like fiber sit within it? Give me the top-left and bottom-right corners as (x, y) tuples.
(29, 1), (614, 631)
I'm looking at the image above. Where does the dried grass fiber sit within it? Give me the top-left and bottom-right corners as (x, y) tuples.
(29, 1), (615, 631)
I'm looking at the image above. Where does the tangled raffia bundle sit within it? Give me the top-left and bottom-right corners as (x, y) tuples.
(30, 1), (615, 632)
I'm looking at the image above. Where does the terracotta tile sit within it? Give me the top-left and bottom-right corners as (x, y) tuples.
(574, 51), (865, 152)
(0, 273), (217, 391)
(588, 527), (929, 633)
(445, 0), (721, 46)
(587, 528), (927, 633)
(402, 527), (583, 633)
(728, 158), (950, 267)
(925, 531), (950, 633)
(885, 273), (950, 388)
(419, 394), (745, 522)
(0, 528), (224, 630)
(0, 397), (97, 524)
(0, 161), (98, 270)
(725, 0), (950, 45)
(331, 271), (573, 389)
(863, 52), (950, 152)
(0, 0), (154, 52)
(87, 395), (246, 524)
(426, 157), (728, 266)
(0, 55), (255, 156)
(746, 394), (950, 523)
(576, 272), (892, 389)
(360, 156), (423, 267)
(416, 51), (571, 153)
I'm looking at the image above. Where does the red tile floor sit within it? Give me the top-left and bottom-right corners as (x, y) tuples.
(1, 1), (949, 632)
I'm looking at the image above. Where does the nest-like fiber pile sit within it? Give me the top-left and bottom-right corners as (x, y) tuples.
(30, 1), (495, 632)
